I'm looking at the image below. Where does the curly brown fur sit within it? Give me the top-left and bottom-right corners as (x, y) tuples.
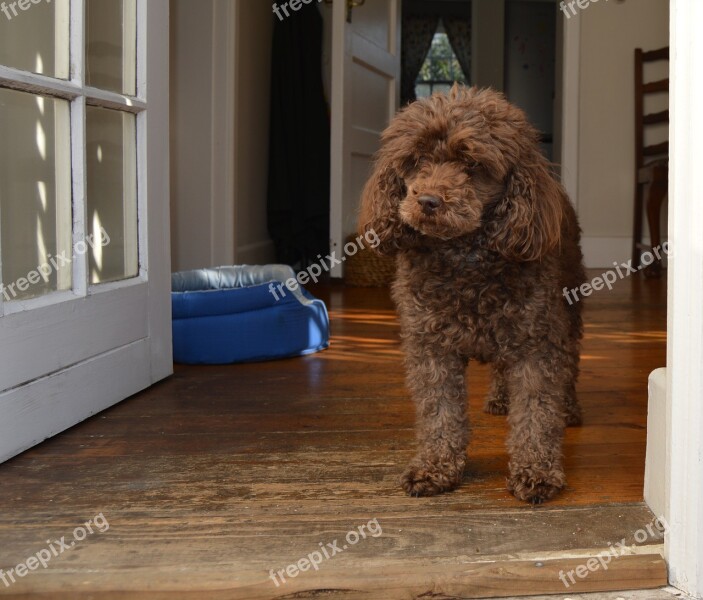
(359, 86), (586, 504)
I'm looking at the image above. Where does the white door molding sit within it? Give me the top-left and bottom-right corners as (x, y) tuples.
(665, 1), (703, 597)
(210, 0), (237, 267)
(558, 11), (580, 208)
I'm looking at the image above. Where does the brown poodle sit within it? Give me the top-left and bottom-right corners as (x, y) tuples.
(359, 86), (586, 504)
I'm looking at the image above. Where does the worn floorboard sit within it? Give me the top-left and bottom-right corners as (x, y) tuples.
(0, 272), (668, 598)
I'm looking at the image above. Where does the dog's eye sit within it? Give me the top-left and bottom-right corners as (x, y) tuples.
(466, 161), (481, 175)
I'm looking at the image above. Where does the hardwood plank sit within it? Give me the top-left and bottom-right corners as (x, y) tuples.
(0, 554), (667, 599)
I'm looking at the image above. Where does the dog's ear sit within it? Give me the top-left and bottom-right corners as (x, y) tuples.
(486, 163), (564, 261)
(358, 157), (412, 256)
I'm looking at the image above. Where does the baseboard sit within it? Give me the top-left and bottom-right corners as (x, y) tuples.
(645, 368), (667, 520)
(581, 236), (668, 269)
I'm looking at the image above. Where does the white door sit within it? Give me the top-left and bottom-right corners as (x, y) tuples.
(329, 0), (401, 277)
(0, 0), (172, 462)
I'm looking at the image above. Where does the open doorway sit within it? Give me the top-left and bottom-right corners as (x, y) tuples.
(0, 0), (687, 597)
(267, 3), (332, 270)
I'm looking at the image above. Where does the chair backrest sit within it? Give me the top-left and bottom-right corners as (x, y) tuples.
(634, 46), (669, 170)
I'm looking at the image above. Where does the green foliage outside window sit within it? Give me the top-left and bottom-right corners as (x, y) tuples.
(416, 31), (467, 98)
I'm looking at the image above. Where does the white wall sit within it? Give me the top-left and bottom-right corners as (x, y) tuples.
(170, 0), (215, 271)
(576, 0), (669, 267)
(169, 0), (274, 272)
(233, 1), (276, 265)
(475, 0), (669, 268)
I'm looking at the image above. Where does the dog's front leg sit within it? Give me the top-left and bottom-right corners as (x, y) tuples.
(504, 356), (568, 504)
(400, 347), (469, 497)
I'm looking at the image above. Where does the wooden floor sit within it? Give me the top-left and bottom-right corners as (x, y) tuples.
(0, 271), (668, 599)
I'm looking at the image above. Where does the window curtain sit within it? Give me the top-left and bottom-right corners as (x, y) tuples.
(401, 14), (440, 105)
(443, 15), (472, 83)
(267, 7), (330, 269)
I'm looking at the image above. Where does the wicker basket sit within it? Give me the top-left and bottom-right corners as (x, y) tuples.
(344, 236), (396, 287)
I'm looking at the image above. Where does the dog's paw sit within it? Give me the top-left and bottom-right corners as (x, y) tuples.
(507, 466), (566, 505)
(401, 454), (466, 497)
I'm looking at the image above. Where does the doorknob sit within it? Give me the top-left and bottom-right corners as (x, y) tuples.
(322, 0), (366, 22)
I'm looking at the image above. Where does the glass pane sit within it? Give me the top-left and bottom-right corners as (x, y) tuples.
(415, 83), (431, 99)
(0, 88), (72, 301)
(86, 0), (137, 95)
(86, 106), (137, 284)
(0, 0), (69, 78)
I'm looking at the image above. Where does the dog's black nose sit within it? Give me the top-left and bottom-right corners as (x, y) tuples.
(418, 195), (441, 215)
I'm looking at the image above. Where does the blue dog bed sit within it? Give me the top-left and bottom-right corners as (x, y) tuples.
(171, 265), (329, 364)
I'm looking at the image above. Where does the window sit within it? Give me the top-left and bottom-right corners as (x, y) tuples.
(0, 0), (139, 306)
(415, 24), (468, 99)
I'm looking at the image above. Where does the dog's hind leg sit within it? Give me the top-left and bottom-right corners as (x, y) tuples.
(504, 353), (570, 504)
(564, 381), (582, 426)
(400, 345), (469, 497)
(484, 364), (510, 415)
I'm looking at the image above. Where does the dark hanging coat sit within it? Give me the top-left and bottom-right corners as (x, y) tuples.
(267, 6), (330, 269)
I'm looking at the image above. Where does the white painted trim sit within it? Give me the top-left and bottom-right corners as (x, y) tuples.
(122, 0), (137, 97)
(144, 0), (173, 382)
(231, 0), (241, 267)
(329, 0), (348, 278)
(210, 0), (236, 267)
(0, 340), (152, 463)
(645, 368), (667, 521)
(580, 237), (631, 269)
(665, 1), (703, 597)
(559, 12), (580, 209)
(580, 236), (665, 269)
(0, 71), (146, 112)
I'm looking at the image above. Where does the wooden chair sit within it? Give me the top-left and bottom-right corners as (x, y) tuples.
(632, 46), (669, 278)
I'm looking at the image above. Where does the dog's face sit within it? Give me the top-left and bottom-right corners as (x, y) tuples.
(359, 86), (564, 261)
(399, 159), (505, 241)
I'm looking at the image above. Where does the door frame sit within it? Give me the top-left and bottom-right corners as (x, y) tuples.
(558, 2), (703, 595)
(664, 0), (703, 596)
(556, 8), (580, 209)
